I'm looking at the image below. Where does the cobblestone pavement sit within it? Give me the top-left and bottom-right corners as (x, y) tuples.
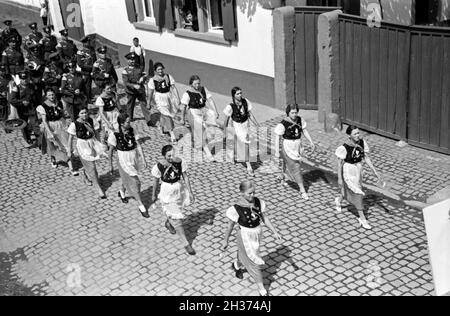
(0, 104), (436, 296)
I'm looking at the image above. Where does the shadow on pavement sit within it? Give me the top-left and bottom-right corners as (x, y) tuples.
(262, 246), (299, 293)
(184, 208), (220, 245)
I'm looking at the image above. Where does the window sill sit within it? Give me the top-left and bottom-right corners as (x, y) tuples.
(174, 29), (230, 45)
(134, 21), (160, 33)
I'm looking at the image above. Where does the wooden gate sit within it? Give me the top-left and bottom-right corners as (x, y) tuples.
(294, 6), (341, 109)
(337, 14), (450, 154)
(58, 0), (85, 41)
(408, 27), (450, 154)
(338, 14), (409, 140)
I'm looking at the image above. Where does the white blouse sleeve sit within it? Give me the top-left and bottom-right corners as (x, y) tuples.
(95, 97), (104, 108)
(245, 99), (253, 112)
(180, 92), (190, 105)
(363, 140), (370, 153)
(260, 200), (266, 213)
(204, 87), (213, 100)
(67, 123), (76, 136)
(107, 133), (117, 147)
(168, 75), (176, 85)
(36, 105), (46, 117)
(226, 206), (239, 223)
(301, 118), (307, 129)
(223, 104), (233, 117)
(335, 146), (347, 160)
(274, 123), (285, 136)
(147, 78), (155, 90)
(181, 160), (188, 173)
(151, 164), (161, 178)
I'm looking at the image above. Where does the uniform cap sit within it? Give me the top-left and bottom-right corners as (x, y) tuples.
(97, 46), (107, 54)
(18, 71), (29, 79)
(4, 20), (12, 26)
(7, 36), (18, 43)
(59, 29), (69, 36)
(125, 52), (138, 60)
(81, 35), (95, 43)
(66, 61), (76, 68)
(29, 22), (38, 30)
(0, 65), (7, 72)
(43, 25), (54, 34)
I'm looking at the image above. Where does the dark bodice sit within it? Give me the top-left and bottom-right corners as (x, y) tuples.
(234, 198), (263, 229)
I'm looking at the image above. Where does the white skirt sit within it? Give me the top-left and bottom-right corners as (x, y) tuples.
(76, 138), (107, 162)
(155, 91), (178, 116)
(240, 226), (264, 265)
(343, 162), (365, 195)
(283, 139), (303, 161)
(118, 149), (144, 177)
(232, 120), (250, 144)
(159, 181), (190, 220)
(102, 110), (120, 134)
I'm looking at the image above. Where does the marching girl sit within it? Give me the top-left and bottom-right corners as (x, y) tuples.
(335, 126), (382, 230)
(67, 107), (107, 199)
(222, 180), (282, 296)
(223, 87), (254, 176)
(147, 62), (180, 144)
(108, 113), (149, 218)
(37, 88), (78, 175)
(180, 75), (220, 161)
(151, 145), (196, 256)
(96, 83), (120, 144)
(274, 104), (315, 200)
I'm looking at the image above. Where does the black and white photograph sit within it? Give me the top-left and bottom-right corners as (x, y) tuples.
(0, 0), (449, 300)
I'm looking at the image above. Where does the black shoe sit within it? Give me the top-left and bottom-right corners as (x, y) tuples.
(51, 157), (58, 168)
(140, 210), (150, 218)
(185, 245), (196, 256)
(118, 191), (128, 204)
(231, 263), (244, 279)
(165, 220), (176, 235)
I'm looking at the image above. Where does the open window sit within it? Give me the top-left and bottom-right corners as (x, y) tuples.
(143, 0), (155, 23)
(207, 0), (224, 32)
(126, 0), (237, 42)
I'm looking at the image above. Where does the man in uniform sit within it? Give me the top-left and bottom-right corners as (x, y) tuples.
(42, 54), (64, 95)
(0, 65), (12, 132)
(24, 22), (44, 55)
(10, 71), (39, 146)
(60, 61), (87, 121)
(0, 20), (22, 52)
(91, 46), (117, 97)
(56, 29), (77, 65)
(25, 45), (46, 105)
(2, 36), (25, 77)
(76, 35), (96, 102)
(122, 52), (150, 125)
(41, 25), (58, 61)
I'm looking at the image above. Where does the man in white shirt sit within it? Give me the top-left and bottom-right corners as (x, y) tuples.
(129, 37), (145, 72)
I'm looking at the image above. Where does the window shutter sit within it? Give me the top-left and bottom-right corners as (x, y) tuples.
(153, 0), (175, 30)
(163, 0), (175, 30)
(125, 0), (138, 23)
(222, 0), (238, 41)
(152, 0), (161, 28)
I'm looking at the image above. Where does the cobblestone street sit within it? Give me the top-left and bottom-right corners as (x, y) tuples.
(0, 106), (436, 296)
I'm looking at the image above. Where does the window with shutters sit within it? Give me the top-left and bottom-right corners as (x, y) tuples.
(207, 0), (223, 32)
(143, 0), (155, 23)
(176, 0), (226, 35)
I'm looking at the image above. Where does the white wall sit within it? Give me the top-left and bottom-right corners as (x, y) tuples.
(7, 0), (41, 7)
(86, 0), (275, 78)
